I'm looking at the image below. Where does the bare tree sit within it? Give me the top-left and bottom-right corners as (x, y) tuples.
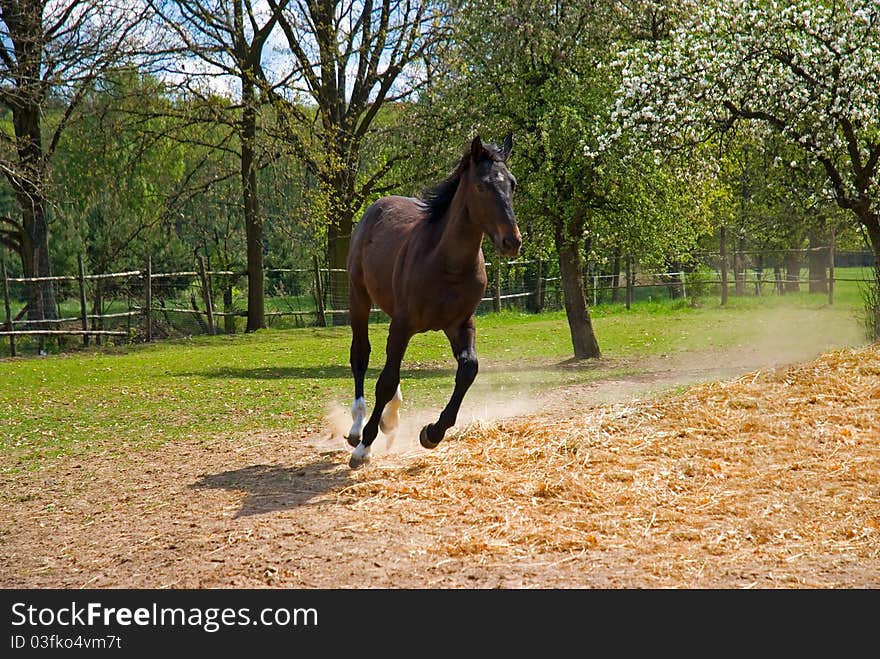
(268, 0), (450, 317)
(147, 0), (295, 332)
(0, 0), (147, 324)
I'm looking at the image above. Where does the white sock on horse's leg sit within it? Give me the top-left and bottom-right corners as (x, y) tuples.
(379, 385), (403, 434)
(349, 397), (366, 440)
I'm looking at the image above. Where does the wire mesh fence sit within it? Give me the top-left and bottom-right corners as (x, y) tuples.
(1, 247), (875, 356)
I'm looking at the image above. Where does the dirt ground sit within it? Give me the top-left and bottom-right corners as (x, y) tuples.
(2, 331), (879, 589)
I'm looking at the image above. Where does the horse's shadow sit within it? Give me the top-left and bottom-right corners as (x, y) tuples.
(191, 457), (349, 518)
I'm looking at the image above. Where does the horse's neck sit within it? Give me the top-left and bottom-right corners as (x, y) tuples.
(433, 186), (484, 273)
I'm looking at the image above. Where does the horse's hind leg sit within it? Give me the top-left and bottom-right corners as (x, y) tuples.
(420, 318), (478, 449)
(379, 384), (403, 435)
(346, 281), (371, 447)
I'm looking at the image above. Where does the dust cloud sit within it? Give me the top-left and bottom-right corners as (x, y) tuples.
(319, 390), (541, 459)
(316, 305), (867, 458)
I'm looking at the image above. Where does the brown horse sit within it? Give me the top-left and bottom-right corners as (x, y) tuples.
(345, 134), (521, 468)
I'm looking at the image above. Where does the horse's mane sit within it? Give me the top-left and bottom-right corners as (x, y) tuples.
(419, 142), (504, 223)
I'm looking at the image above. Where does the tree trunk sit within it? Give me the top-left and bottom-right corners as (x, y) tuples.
(719, 225), (728, 306)
(323, 146), (356, 326)
(734, 237), (746, 296)
(19, 209), (58, 326)
(241, 76), (265, 332)
(11, 96), (58, 326)
(862, 211), (880, 271)
(326, 218), (352, 325)
(555, 214), (600, 360)
(753, 254), (764, 296)
(860, 209), (880, 340)
(532, 259), (544, 313)
(783, 250), (801, 293)
(859, 212), (880, 341)
(808, 230), (828, 294)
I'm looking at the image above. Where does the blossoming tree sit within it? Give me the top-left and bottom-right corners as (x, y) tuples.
(612, 0), (880, 266)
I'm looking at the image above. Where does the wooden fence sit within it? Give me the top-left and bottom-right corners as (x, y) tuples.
(0, 254), (553, 356)
(0, 255), (345, 356)
(1, 243), (870, 356)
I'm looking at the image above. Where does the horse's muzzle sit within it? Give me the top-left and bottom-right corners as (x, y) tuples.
(498, 234), (522, 258)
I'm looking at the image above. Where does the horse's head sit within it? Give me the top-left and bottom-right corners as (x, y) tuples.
(465, 134), (522, 258)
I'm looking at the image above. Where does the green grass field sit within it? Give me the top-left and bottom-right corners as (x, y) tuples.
(0, 272), (874, 471)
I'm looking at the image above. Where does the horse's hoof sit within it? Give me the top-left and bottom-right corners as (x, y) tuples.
(349, 442), (371, 469)
(345, 434), (360, 448)
(419, 425), (440, 449)
(348, 454), (370, 469)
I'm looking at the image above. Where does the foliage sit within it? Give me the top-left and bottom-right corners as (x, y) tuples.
(0, 0), (873, 341)
(262, 0), (451, 282)
(611, 0), (880, 256)
(51, 70), (192, 274)
(408, 1), (716, 266)
(0, 0), (158, 320)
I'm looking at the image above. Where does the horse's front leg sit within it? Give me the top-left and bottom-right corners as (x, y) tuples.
(346, 323), (371, 447)
(350, 320), (411, 469)
(346, 278), (372, 446)
(420, 318), (478, 449)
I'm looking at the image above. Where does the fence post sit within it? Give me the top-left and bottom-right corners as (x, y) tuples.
(625, 254), (633, 310)
(828, 227), (835, 306)
(493, 258), (501, 312)
(93, 280), (103, 347)
(1, 260), (15, 357)
(312, 253), (327, 327)
(593, 274), (598, 307)
(719, 226), (728, 306)
(76, 254), (89, 347)
(534, 259), (543, 312)
(197, 256), (215, 335)
(222, 281), (236, 334)
(734, 237), (745, 296)
(145, 255), (153, 341)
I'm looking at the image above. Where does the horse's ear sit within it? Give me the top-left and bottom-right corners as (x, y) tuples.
(499, 133), (513, 162)
(470, 135), (485, 161)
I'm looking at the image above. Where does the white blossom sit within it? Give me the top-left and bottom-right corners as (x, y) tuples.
(607, 0), (880, 211)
